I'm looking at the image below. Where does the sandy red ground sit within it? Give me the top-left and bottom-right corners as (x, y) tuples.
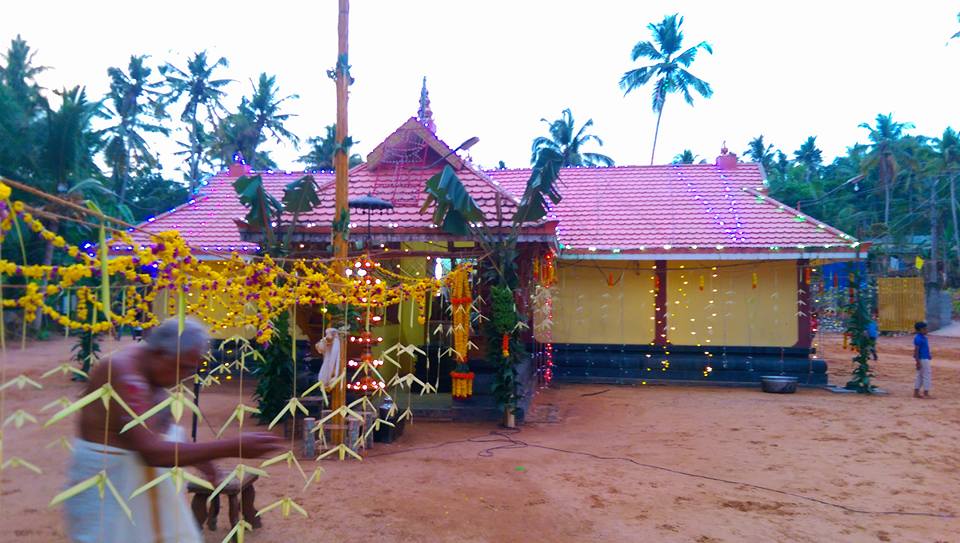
(0, 333), (958, 542)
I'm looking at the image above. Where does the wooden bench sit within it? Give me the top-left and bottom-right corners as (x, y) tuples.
(187, 473), (261, 532)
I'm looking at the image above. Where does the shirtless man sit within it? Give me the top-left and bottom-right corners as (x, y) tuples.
(64, 317), (283, 543)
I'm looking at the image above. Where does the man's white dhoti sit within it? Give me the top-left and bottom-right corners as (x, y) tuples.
(64, 439), (202, 543)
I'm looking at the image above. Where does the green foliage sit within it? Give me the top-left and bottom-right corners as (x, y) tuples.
(300, 125), (362, 170)
(490, 285), (518, 335)
(282, 175), (320, 214)
(282, 174), (321, 249)
(531, 108), (613, 167)
(71, 328), (101, 380)
(514, 148), (564, 226)
(844, 265), (875, 394)
(253, 311), (295, 423)
(421, 165), (486, 236)
(233, 174), (281, 246)
(490, 333), (524, 411)
(161, 51), (231, 187)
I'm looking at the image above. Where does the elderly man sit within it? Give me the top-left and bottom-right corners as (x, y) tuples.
(64, 317), (282, 543)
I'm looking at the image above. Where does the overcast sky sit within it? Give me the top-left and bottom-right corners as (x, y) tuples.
(3, 1), (959, 178)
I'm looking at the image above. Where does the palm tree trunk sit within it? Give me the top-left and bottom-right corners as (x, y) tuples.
(650, 103), (665, 166)
(884, 183), (891, 226)
(117, 125), (130, 206)
(951, 174), (960, 279)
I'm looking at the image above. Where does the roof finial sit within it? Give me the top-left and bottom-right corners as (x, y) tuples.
(417, 76), (436, 133)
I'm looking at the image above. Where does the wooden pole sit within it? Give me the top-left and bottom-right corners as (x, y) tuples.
(331, 0), (350, 447)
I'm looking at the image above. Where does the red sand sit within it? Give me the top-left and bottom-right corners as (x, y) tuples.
(1, 333), (958, 542)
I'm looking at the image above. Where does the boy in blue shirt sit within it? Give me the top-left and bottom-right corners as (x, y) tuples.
(913, 321), (932, 398)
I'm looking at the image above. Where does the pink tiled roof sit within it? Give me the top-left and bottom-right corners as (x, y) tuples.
(130, 170), (334, 253)
(130, 117), (855, 258)
(485, 163), (857, 255)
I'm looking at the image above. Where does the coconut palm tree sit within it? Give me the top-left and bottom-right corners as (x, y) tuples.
(794, 136), (823, 183)
(103, 55), (168, 205)
(620, 13), (713, 165)
(209, 73), (298, 171)
(531, 108), (613, 167)
(245, 73), (298, 151)
(859, 113), (914, 225)
(934, 128), (960, 270)
(672, 149), (699, 164)
(744, 135), (775, 172)
(161, 51), (231, 189)
(300, 124), (362, 171)
(0, 36), (47, 181)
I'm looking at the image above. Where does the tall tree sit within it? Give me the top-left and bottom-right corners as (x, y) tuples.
(0, 35), (47, 181)
(934, 127), (960, 273)
(300, 124), (361, 171)
(531, 108), (613, 167)
(859, 113), (914, 225)
(794, 136), (823, 183)
(620, 13), (713, 165)
(161, 52), (231, 189)
(744, 135), (775, 172)
(209, 73), (298, 170)
(103, 55), (168, 205)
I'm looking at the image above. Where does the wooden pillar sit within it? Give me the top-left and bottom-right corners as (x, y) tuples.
(331, 0), (350, 447)
(654, 260), (668, 345)
(794, 259), (812, 349)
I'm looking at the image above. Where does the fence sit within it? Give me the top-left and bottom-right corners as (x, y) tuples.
(877, 277), (925, 332)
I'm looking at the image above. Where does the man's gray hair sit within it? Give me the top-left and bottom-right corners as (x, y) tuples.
(145, 317), (211, 357)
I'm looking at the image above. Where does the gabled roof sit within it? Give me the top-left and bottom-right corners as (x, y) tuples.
(129, 170), (333, 253)
(366, 117), (465, 171)
(130, 120), (858, 260)
(485, 163), (859, 259)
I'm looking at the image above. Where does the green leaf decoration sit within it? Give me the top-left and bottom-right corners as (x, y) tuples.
(45, 436), (74, 452)
(222, 519), (253, 543)
(41, 397), (73, 413)
(260, 451), (307, 481)
(299, 380), (329, 403)
(316, 443), (362, 462)
(0, 374), (42, 391)
(2, 456), (42, 474)
(233, 174), (282, 240)
(257, 496), (308, 519)
(4, 409), (37, 429)
(302, 466), (325, 492)
(207, 464), (268, 506)
(49, 470), (132, 521)
(216, 403), (260, 437)
(267, 397), (309, 430)
(41, 363), (88, 380)
(514, 147), (563, 225)
(282, 175), (321, 214)
(421, 165), (485, 236)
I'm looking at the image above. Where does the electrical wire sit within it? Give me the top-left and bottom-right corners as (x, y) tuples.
(366, 429), (956, 520)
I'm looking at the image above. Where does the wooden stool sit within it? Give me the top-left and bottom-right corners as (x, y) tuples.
(187, 473), (261, 532)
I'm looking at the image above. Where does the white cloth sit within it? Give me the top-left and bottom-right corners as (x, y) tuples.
(63, 439), (202, 543)
(915, 359), (932, 391)
(317, 328), (341, 386)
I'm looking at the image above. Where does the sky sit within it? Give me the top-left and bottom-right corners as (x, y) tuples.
(3, 1), (960, 178)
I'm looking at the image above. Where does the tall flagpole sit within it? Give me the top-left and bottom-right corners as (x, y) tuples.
(331, 0), (350, 447)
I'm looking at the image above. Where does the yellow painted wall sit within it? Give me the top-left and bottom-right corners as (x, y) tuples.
(665, 260), (797, 348)
(553, 261), (657, 344)
(553, 259), (799, 347)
